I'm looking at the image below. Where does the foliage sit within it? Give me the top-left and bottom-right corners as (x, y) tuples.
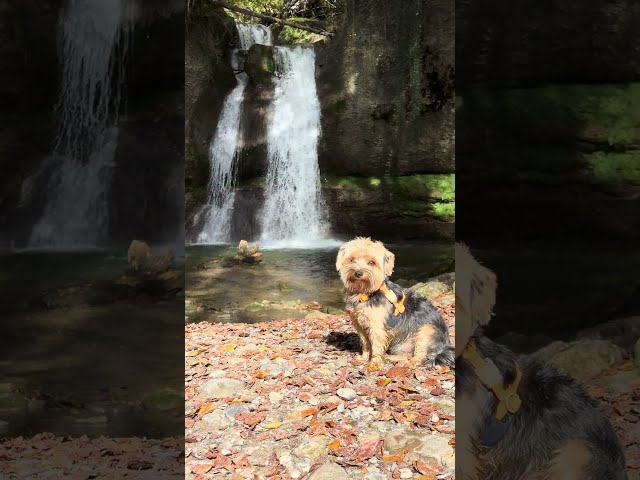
(584, 152), (640, 182)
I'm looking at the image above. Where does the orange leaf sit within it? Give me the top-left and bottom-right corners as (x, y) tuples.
(191, 464), (212, 474)
(435, 366), (450, 374)
(377, 378), (392, 386)
(448, 437), (455, 445)
(301, 407), (319, 418)
(197, 403), (216, 417)
(328, 439), (341, 451)
(382, 449), (408, 462)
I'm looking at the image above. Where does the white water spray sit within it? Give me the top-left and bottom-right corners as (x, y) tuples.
(196, 24), (272, 244)
(28, 0), (131, 247)
(260, 46), (328, 248)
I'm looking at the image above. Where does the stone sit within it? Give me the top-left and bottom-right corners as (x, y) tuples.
(336, 387), (357, 401)
(224, 404), (250, 420)
(307, 463), (351, 480)
(410, 281), (450, 300)
(534, 339), (625, 381)
(399, 468), (413, 479)
(293, 439), (327, 460)
(416, 435), (455, 467)
(268, 391), (284, 404)
(201, 410), (233, 429)
(199, 378), (244, 399)
(127, 239), (150, 270)
(245, 44), (275, 85)
(305, 310), (332, 320)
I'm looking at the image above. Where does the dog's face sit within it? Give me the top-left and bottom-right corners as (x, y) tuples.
(336, 237), (395, 294)
(455, 243), (497, 357)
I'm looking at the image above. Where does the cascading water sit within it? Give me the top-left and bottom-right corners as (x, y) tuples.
(27, 0), (131, 248)
(260, 46), (328, 248)
(196, 24), (272, 244)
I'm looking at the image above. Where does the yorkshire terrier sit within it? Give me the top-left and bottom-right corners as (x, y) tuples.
(335, 237), (454, 370)
(455, 243), (627, 479)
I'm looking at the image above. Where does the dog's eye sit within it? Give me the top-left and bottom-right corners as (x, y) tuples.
(350, 258), (355, 263)
(368, 261), (376, 266)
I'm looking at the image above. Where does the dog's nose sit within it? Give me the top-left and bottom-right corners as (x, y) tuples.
(354, 271), (363, 278)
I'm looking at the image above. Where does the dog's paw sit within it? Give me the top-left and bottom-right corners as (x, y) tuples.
(368, 357), (384, 371)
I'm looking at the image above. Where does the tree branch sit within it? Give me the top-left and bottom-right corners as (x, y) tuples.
(208, 0), (334, 38)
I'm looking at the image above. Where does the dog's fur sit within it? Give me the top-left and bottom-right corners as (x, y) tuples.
(456, 243), (627, 480)
(336, 237), (454, 369)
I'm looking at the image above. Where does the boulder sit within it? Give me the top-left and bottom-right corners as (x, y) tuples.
(244, 44), (275, 85)
(533, 339), (625, 381)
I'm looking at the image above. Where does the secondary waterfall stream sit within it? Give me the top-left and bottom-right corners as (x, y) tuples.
(197, 24), (272, 244)
(259, 46), (327, 248)
(26, 0), (131, 248)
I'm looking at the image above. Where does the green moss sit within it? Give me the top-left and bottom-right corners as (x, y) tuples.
(583, 152), (640, 182)
(245, 302), (263, 311)
(322, 174), (455, 200)
(467, 83), (640, 148)
(323, 174), (455, 220)
(432, 202), (455, 218)
(279, 24), (315, 44)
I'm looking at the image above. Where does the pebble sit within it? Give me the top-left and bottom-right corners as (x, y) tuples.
(269, 392), (284, 404)
(336, 388), (357, 401)
(307, 463), (351, 480)
(199, 378), (244, 399)
(225, 404), (250, 420)
(431, 413), (440, 423)
(337, 403), (346, 413)
(400, 468), (413, 479)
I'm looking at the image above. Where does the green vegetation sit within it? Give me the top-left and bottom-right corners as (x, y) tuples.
(584, 152), (640, 182)
(322, 174), (455, 201)
(279, 24), (315, 44)
(322, 174), (455, 219)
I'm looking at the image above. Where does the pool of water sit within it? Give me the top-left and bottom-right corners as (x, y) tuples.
(0, 250), (183, 438)
(185, 241), (454, 323)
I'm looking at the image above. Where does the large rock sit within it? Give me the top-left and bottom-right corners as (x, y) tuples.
(316, 0), (454, 177)
(410, 281), (451, 300)
(307, 463), (351, 480)
(533, 339), (625, 381)
(244, 44), (275, 85)
(199, 378), (245, 399)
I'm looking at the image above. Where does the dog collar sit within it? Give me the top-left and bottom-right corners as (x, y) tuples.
(358, 283), (406, 316)
(462, 341), (522, 421)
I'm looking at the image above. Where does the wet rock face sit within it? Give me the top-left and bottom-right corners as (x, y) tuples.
(315, 0), (455, 177)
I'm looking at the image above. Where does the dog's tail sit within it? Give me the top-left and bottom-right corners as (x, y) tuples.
(424, 344), (455, 368)
(434, 345), (455, 367)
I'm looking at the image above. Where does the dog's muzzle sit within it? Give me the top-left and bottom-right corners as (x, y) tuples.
(354, 271), (363, 279)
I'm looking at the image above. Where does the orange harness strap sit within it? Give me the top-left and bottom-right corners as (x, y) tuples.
(358, 283), (406, 316)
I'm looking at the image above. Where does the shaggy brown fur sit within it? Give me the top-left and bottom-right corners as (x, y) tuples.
(336, 237), (453, 370)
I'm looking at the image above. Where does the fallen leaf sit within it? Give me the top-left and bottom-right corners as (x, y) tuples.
(222, 344), (237, 352)
(191, 464), (212, 474)
(356, 438), (382, 461)
(383, 449), (408, 462)
(197, 403), (216, 417)
(386, 366), (409, 378)
(377, 378), (392, 386)
(430, 386), (445, 396)
(328, 439), (341, 451)
(301, 407), (318, 418)
(186, 348), (205, 357)
(261, 421), (283, 429)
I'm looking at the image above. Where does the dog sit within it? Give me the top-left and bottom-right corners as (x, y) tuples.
(335, 237), (454, 370)
(455, 243), (627, 479)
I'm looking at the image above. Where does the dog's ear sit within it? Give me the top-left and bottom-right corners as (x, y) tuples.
(381, 245), (395, 277)
(335, 244), (347, 271)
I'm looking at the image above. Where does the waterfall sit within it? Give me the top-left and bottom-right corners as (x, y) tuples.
(260, 46), (327, 248)
(196, 23), (272, 244)
(27, 0), (131, 248)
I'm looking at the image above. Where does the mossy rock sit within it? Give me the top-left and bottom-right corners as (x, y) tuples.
(278, 282), (295, 292)
(0, 392), (27, 415)
(245, 44), (275, 85)
(142, 388), (183, 411)
(245, 302), (263, 311)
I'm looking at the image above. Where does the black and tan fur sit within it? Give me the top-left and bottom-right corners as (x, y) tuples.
(456, 243), (627, 480)
(336, 237), (454, 370)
